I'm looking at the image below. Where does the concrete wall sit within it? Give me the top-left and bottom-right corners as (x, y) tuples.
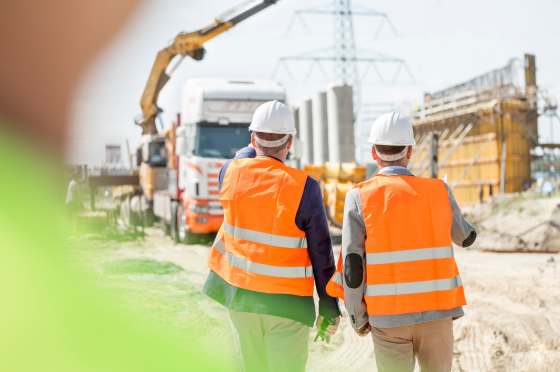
(312, 92), (329, 165)
(327, 81), (355, 163)
(298, 97), (314, 166)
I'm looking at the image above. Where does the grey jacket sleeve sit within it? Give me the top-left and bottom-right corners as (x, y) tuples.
(341, 189), (369, 329)
(445, 184), (477, 247)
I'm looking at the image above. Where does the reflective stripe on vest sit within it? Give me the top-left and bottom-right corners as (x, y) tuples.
(332, 271), (343, 285)
(358, 174), (466, 315)
(366, 246), (454, 265)
(223, 222), (307, 249)
(326, 251), (345, 301)
(212, 234), (313, 278)
(206, 156), (314, 296)
(365, 275), (462, 296)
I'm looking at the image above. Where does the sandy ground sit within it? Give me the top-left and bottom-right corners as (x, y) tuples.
(70, 228), (560, 371)
(463, 194), (560, 253)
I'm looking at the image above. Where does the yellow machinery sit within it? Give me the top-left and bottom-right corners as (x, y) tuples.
(135, 0), (280, 199)
(305, 162), (366, 226)
(306, 56), (553, 216)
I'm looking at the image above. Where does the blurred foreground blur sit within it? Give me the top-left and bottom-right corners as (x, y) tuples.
(2, 0), (560, 371)
(0, 0), (226, 370)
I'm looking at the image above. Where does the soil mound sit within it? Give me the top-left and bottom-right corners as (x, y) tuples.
(462, 192), (560, 252)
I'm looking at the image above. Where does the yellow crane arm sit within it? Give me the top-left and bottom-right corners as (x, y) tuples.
(138, 0), (279, 134)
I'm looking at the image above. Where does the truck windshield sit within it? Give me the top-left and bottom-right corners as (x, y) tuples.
(195, 125), (251, 159)
(149, 142), (167, 167)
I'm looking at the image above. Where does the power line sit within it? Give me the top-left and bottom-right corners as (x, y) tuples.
(273, 0), (414, 119)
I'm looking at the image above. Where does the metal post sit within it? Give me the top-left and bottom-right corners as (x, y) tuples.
(500, 136), (507, 194)
(139, 195), (145, 239)
(141, 207), (145, 239)
(290, 104), (301, 169)
(551, 115), (554, 144)
(428, 131), (439, 178)
(298, 97), (313, 166)
(90, 187), (95, 211)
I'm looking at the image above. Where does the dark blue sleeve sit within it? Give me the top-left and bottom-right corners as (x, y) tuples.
(296, 177), (341, 318)
(218, 147), (256, 191)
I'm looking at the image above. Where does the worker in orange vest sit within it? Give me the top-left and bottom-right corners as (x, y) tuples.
(327, 112), (477, 372)
(204, 100), (341, 372)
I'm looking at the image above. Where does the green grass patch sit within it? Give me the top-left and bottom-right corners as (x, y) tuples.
(102, 258), (184, 275)
(68, 234), (238, 370)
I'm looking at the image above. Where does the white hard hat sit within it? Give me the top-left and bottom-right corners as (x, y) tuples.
(367, 112), (416, 146)
(249, 100), (297, 135)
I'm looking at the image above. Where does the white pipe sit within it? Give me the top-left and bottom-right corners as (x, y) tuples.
(327, 80), (355, 163)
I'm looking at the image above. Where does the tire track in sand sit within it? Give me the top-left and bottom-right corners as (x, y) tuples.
(308, 309), (375, 372)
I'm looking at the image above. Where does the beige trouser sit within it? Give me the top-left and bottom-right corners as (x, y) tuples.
(371, 318), (453, 372)
(228, 309), (310, 372)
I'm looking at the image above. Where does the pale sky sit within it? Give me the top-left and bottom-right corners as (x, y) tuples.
(68, 0), (560, 167)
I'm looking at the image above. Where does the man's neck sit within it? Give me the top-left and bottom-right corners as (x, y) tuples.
(377, 161), (408, 171)
(256, 150), (287, 163)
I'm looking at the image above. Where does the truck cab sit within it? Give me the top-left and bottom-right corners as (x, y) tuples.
(138, 134), (169, 200)
(175, 78), (286, 239)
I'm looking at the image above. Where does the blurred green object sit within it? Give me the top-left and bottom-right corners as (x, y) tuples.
(0, 123), (220, 371)
(314, 317), (336, 342)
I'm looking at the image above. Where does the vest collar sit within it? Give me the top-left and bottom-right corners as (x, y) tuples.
(377, 167), (414, 177)
(257, 154), (284, 164)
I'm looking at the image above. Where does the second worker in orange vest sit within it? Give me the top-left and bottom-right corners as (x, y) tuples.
(327, 112), (477, 372)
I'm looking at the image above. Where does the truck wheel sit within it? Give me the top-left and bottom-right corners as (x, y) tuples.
(159, 217), (169, 235)
(177, 203), (200, 245)
(184, 231), (202, 245)
(170, 201), (179, 242)
(178, 203), (188, 243)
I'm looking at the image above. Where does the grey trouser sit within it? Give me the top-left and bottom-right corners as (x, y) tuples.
(371, 318), (453, 372)
(228, 309), (309, 372)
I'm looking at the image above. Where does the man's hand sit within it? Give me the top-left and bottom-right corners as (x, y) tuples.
(316, 316), (341, 344)
(354, 322), (371, 337)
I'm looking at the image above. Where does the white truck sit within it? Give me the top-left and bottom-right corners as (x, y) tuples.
(154, 78), (286, 243)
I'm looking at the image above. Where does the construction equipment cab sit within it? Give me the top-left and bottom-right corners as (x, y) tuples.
(175, 78), (285, 239)
(138, 134), (168, 200)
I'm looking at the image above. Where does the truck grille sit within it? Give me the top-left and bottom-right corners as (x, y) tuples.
(155, 169), (169, 190)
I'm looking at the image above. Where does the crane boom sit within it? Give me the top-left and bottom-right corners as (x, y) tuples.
(137, 0), (279, 134)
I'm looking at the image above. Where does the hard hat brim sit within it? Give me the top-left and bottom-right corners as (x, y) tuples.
(367, 139), (416, 146)
(249, 126), (297, 135)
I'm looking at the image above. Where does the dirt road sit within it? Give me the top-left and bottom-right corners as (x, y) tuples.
(70, 228), (560, 371)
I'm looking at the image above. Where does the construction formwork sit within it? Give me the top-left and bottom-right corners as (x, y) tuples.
(407, 55), (540, 205)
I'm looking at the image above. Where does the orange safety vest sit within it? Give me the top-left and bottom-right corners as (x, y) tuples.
(326, 250), (345, 302)
(206, 156), (314, 296)
(327, 174), (466, 315)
